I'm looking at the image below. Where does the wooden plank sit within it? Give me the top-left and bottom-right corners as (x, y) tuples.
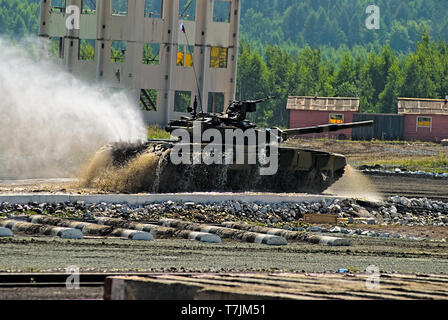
(104, 273), (448, 300)
(304, 214), (338, 225)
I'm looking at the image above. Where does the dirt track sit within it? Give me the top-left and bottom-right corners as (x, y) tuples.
(0, 235), (447, 275)
(366, 173), (448, 201)
(287, 138), (447, 163)
(1, 172), (447, 201)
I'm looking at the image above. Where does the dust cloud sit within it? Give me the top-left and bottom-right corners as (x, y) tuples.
(325, 165), (383, 201)
(0, 38), (146, 179)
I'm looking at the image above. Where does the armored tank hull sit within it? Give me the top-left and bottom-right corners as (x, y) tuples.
(82, 98), (371, 194)
(84, 140), (347, 194)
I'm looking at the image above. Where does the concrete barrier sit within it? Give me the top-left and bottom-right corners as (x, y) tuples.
(307, 235), (351, 246)
(186, 231), (222, 244)
(26, 215), (153, 241)
(221, 222), (351, 246)
(0, 220), (82, 239)
(0, 227), (13, 237)
(95, 217), (221, 244)
(48, 227), (84, 239)
(0, 193), (343, 206)
(160, 219), (287, 246)
(115, 229), (153, 241)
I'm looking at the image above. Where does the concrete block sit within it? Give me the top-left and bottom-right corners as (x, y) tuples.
(0, 227), (13, 237)
(119, 229), (154, 241)
(49, 227), (83, 239)
(187, 232), (222, 244)
(310, 235), (351, 246)
(1, 220), (83, 239)
(104, 276), (205, 300)
(254, 234), (288, 246)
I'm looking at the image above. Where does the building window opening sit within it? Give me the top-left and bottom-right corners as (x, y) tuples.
(51, 0), (66, 12)
(179, 0), (196, 21)
(143, 43), (160, 65)
(81, 0), (97, 14)
(213, 0), (231, 23)
(177, 45), (194, 67)
(112, 0), (128, 16)
(210, 47), (228, 68)
(111, 41), (127, 63)
(49, 37), (64, 59)
(207, 92), (225, 113)
(330, 114), (344, 124)
(140, 89), (158, 111)
(417, 117), (432, 128)
(79, 39), (95, 61)
(145, 0), (163, 18)
(174, 91), (192, 112)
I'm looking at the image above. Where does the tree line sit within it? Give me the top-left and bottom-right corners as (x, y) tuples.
(238, 34), (448, 127)
(241, 0), (448, 54)
(2, 0), (448, 127)
(0, 0), (40, 38)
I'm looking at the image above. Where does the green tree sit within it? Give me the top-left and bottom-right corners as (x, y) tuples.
(401, 33), (442, 98)
(378, 63), (404, 113)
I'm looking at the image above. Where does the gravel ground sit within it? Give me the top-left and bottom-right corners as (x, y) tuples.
(0, 235), (447, 274)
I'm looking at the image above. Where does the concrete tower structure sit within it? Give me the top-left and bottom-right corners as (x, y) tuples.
(39, 0), (241, 125)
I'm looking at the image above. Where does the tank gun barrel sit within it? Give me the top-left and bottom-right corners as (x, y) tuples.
(278, 120), (374, 141)
(230, 95), (275, 105)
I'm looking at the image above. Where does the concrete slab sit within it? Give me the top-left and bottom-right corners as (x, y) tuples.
(0, 193), (344, 205)
(104, 273), (448, 300)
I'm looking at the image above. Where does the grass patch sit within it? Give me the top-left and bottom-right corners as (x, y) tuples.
(147, 125), (171, 140)
(302, 137), (439, 146)
(359, 153), (448, 173)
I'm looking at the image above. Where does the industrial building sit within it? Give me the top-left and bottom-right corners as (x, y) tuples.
(39, 0), (241, 125)
(398, 98), (448, 142)
(287, 96), (448, 142)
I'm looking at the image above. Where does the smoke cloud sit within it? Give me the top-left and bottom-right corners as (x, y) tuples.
(0, 38), (147, 179)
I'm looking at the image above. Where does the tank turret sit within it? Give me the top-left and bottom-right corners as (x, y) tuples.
(166, 96), (373, 143)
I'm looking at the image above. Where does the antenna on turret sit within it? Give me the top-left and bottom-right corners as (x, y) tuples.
(180, 23), (203, 113)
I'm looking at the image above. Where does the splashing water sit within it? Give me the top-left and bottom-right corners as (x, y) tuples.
(0, 38), (146, 179)
(325, 165), (383, 201)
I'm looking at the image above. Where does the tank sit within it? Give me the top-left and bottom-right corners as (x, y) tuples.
(86, 97), (373, 194)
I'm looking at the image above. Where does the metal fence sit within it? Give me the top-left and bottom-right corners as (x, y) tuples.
(352, 113), (404, 141)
